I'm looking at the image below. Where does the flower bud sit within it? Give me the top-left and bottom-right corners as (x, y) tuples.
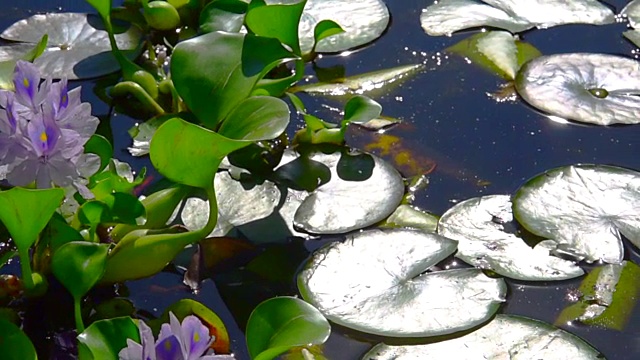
(144, 1), (181, 31)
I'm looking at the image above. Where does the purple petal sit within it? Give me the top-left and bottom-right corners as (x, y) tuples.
(27, 112), (61, 157)
(155, 334), (184, 360)
(200, 356), (236, 360)
(59, 128), (84, 159)
(13, 60), (42, 110)
(118, 339), (146, 360)
(180, 316), (214, 360)
(139, 320), (157, 360)
(46, 153), (79, 187)
(6, 158), (39, 186)
(57, 102), (99, 145)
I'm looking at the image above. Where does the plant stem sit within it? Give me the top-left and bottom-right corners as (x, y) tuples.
(74, 297), (85, 333)
(111, 81), (165, 115)
(18, 250), (34, 290)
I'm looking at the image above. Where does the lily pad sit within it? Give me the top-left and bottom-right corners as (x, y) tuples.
(0, 13), (141, 79)
(296, 0), (389, 54)
(515, 53), (640, 125)
(513, 164), (640, 264)
(438, 194), (583, 281)
(298, 228), (507, 337)
(292, 64), (424, 97)
(362, 314), (603, 359)
(420, 0), (614, 36)
(289, 147), (404, 234)
(622, 0), (640, 29)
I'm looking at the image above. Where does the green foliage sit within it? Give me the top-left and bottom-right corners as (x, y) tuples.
(199, 0), (248, 33)
(0, 318), (37, 360)
(77, 316), (140, 360)
(246, 297), (331, 360)
(143, 0), (181, 30)
(84, 134), (114, 173)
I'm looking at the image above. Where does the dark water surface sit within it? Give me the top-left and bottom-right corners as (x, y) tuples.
(3, 0), (640, 359)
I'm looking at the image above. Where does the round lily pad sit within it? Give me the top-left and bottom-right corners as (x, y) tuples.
(513, 164), (640, 264)
(362, 314), (603, 359)
(298, 228), (507, 337)
(438, 194), (583, 281)
(515, 53), (640, 125)
(1, 13), (141, 79)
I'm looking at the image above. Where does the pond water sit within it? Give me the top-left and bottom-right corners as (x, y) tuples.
(2, 0), (640, 359)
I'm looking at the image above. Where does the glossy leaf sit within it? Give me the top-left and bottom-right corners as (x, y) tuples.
(438, 194), (583, 281)
(149, 117), (249, 189)
(85, 0), (112, 20)
(0, 35), (47, 90)
(515, 53), (640, 125)
(246, 296), (330, 360)
(298, 0), (389, 53)
(420, 0), (614, 36)
(246, 0), (306, 55)
(292, 64), (424, 97)
(382, 204), (439, 233)
(363, 315), (603, 359)
(298, 228), (506, 337)
(0, 13), (141, 79)
(556, 261), (640, 330)
(218, 96), (290, 141)
(446, 30), (541, 80)
(513, 164), (640, 264)
(51, 241), (109, 300)
(0, 318), (37, 360)
(312, 20), (344, 51)
(342, 95), (382, 124)
(84, 134), (113, 172)
(77, 316), (140, 360)
(0, 187), (64, 253)
(200, 0), (248, 33)
(291, 148), (404, 234)
(623, 0), (640, 28)
(171, 31), (296, 128)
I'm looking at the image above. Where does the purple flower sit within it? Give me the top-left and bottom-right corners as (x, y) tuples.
(119, 313), (236, 360)
(0, 60), (99, 189)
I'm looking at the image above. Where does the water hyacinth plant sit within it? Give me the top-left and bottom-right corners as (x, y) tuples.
(0, 60), (99, 190)
(119, 312), (235, 360)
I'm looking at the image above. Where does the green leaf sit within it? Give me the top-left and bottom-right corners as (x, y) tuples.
(381, 204), (439, 233)
(77, 316), (139, 360)
(149, 117), (250, 189)
(363, 315), (603, 358)
(51, 241), (109, 300)
(513, 164), (640, 264)
(246, 296), (331, 360)
(85, 0), (113, 21)
(0, 318), (37, 360)
(446, 31), (541, 81)
(199, 0), (248, 33)
(420, 0), (614, 36)
(292, 63), (424, 97)
(0, 187), (64, 253)
(298, 228), (506, 337)
(245, 0), (306, 55)
(298, 0), (389, 54)
(438, 194), (583, 281)
(313, 20), (344, 48)
(0, 13), (141, 79)
(556, 261), (640, 330)
(84, 134), (113, 173)
(218, 96), (290, 141)
(515, 53), (640, 125)
(342, 95), (382, 124)
(171, 31), (296, 128)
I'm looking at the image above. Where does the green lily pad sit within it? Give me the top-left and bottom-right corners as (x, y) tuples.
(0, 13), (142, 79)
(290, 148), (404, 234)
(292, 63), (424, 97)
(622, 0), (640, 28)
(515, 53), (640, 125)
(362, 314), (603, 359)
(420, 0), (614, 36)
(296, 0), (389, 54)
(298, 228), (507, 337)
(513, 164), (640, 264)
(438, 194), (583, 281)
(623, 29), (640, 48)
(382, 204), (439, 233)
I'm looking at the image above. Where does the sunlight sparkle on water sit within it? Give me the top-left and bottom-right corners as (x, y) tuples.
(547, 115), (570, 124)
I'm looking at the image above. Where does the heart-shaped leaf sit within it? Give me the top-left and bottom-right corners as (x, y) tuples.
(298, 228), (506, 337)
(51, 241), (109, 300)
(363, 314), (603, 359)
(343, 95), (382, 124)
(0, 318), (37, 360)
(171, 31), (296, 128)
(77, 316), (140, 360)
(0, 13), (141, 79)
(438, 194), (583, 280)
(513, 164), (640, 264)
(246, 296), (330, 360)
(515, 53), (640, 125)
(246, 0), (306, 55)
(199, 0), (248, 33)
(218, 96), (290, 141)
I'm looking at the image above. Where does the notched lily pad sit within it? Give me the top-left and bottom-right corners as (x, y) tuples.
(420, 0), (614, 36)
(513, 164), (640, 264)
(289, 147), (404, 234)
(298, 228), (507, 337)
(438, 194), (583, 281)
(1, 13), (141, 79)
(363, 314), (604, 359)
(516, 53), (640, 125)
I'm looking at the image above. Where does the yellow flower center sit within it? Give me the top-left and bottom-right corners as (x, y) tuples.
(163, 339), (173, 351)
(40, 131), (47, 143)
(193, 332), (200, 342)
(23, 78), (29, 88)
